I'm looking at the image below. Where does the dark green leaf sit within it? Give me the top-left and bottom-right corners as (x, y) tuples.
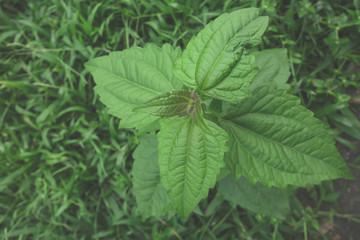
(157, 116), (228, 218)
(132, 133), (171, 218)
(218, 175), (290, 219)
(85, 44), (183, 130)
(220, 86), (353, 188)
(173, 8), (269, 103)
(250, 48), (290, 90)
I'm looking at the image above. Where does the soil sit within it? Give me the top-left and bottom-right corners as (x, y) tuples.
(328, 139), (360, 240)
(296, 138), (360, 240)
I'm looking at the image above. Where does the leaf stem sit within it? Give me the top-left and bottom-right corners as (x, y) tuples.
(272, 223), (278, 240)
(156, 217), (183, 240)
(211, 209), (233, 232)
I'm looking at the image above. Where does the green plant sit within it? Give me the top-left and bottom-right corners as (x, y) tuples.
(86, 8), (353, 220)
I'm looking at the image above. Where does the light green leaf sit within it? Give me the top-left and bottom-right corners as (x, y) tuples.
(250, 48), (290, 90)
(132, 133), (171, 218)
(220, 86), (353, 188)
(85, 44), (182, 130)
(218, 175), (290, 219)
(134, 90), (198, 117)
(158, 116), (228, 218)
(173, 8), (269, 103)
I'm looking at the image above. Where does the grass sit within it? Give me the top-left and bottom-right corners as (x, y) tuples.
(0, 0), (359, 239)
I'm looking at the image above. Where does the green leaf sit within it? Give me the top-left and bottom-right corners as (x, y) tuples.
(250, 48), (290, 90)
(133, 90), (198, 117)
(132, 133), (171, 218)
(157, 116), (228, 218)
(85, 44), (182, 130)
(220, 86), (353, 188)
(218, 175), (290, 219)
(173, 8), (269, 103)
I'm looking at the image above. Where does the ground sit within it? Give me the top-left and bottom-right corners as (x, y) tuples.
(329, 134), (360, 239)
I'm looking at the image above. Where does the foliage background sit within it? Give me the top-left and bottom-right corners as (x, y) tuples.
(0, 0), (359, 239)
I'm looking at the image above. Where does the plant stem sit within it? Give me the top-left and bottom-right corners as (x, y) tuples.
(303, 221), (308, 240)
